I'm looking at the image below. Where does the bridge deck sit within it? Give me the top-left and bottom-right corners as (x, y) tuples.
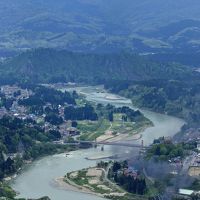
(63, 140), (149, 149)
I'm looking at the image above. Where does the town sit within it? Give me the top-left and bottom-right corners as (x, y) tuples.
(0, 84), (81, 141)
(1, 84), (200, 199)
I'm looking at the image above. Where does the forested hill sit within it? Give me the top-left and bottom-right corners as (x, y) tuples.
(1, 1), (200, 54)
(0, 48), (197, 84)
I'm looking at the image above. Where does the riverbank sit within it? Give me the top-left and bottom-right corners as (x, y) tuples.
(10, 86), (185, 200)
(55, 177), (102, 197)
(55, 162), (154, 200)
(56, 166), (126, 200)
(78, 113), (153, 143)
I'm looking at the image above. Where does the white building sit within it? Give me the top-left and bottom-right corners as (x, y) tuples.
(179, 189), (194, 196)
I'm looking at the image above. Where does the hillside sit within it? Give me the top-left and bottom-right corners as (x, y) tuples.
(0, 48), (196, 84)
(1, 48), (200, 126)
(1, 0), (200, 55)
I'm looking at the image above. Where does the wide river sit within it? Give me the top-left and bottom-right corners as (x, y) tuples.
(10, 86), (185, 200)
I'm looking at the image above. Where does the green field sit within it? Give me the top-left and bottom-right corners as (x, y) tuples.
(65, 165), (157, 200)
(111, 113), (152, 135)
(78, 119), (110, 141)
(78, 113), (152, 141)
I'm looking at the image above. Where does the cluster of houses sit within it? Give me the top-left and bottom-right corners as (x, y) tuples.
(123, 167), (138, 179)
(1, 85), (32, 99)
(175, 189), (200, 199)
(0, 85), (32, 120)
(188, 153), (200, 177)
(0, 85), (81, 140)
(153, 136), (172, 144)
(117, 166), (139, 179)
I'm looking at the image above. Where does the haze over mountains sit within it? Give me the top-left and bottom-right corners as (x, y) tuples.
(1, 0), (200, 56)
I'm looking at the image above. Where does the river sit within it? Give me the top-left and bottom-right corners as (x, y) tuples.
(10, 86), (185, 200)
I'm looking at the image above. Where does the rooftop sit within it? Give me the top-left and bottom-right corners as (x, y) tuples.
(179, 189), (194, 196)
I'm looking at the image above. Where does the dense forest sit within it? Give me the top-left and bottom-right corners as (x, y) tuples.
(1, 1), (200, 54)
(19, 85), (76, 106)
(0, 48), (196, 84)
(104, 78), (200, 125)
(146, 137), (197, 161)
(64, 104), (98, 121)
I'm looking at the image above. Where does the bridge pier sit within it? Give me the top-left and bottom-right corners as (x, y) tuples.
(101, 146), (104, 151)
(94, 143), (97, 148)
(94, 138), (97, 148)
(139, 140), (146, 155)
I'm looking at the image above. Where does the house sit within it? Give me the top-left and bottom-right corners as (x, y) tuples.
(153, 136), (172, 144)
(179, 189), (194, 196)
(197, 143), (200, 151)
(123, 167), (138, 179)
(188, 166), (200, 176)
(66, 127), (80, 136)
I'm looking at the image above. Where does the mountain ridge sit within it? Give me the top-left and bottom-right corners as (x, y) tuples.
(1, 0), (200, 55)
(0, 48), (197, 84)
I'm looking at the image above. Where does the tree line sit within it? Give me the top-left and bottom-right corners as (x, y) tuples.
(108, 161), (147, 195)
(64, 104), (98, 121)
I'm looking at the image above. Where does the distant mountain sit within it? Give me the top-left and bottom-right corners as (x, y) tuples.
(1, 0), (200, 55)
(0, 48), (197, 84)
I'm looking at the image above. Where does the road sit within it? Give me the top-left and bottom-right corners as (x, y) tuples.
(103, 163), (125, 193)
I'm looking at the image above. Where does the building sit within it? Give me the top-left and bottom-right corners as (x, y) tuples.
(188, 166), (200, 176)
(197, 143), (200, 151)
(66, 127), (80, 136)
(123, 167), (138, 179)
(179, 189), (194, 196)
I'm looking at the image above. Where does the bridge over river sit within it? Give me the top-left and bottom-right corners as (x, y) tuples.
(61, 140), (149, 149)
(11, 85), (185, 200)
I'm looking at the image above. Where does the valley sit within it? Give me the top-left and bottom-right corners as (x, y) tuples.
(9, 85), (185, 200)
(0, 1), (200, 199)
